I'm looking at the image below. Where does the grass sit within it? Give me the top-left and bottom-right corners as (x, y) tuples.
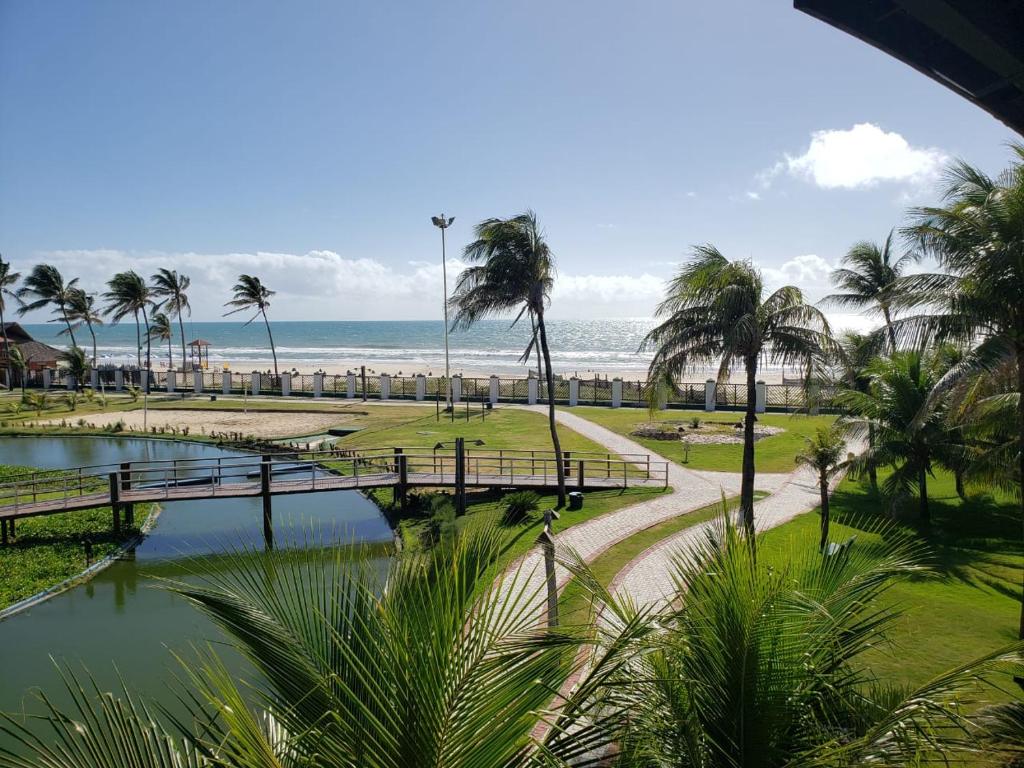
(0, 464), (154, 611)
(759, 468), (1022, 690)
(563, 406), (835, 473)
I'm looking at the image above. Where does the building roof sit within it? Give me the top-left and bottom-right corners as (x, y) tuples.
(795, 0), (1024, 135)
(188, 339), (211, 347)
(15, 340), (62, 365)
(1, 322), (37, 345)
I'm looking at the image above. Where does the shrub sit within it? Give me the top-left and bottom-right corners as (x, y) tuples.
(689, 415), (701, 429)
(420, 495), (456, 547)
(501, 491), (541, 526)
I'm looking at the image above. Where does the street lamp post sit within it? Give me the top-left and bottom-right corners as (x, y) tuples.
(431, 214), (455, 411)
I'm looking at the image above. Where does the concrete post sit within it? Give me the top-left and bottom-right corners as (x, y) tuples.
(42, 369), (51, 390)
(166, 371), (176, 394)
(658, 384), (668, 411)
(114, 369), (124, 392)
(489, 375), (499, 405)
(90, 369), (99, 390)
(808, 382), (820, 415)
(251, 372), (261, 396)
(313, 372), (324, 398)
(194, 370), (203, 394)
(222, 372), (231, 395)
(281, 372), (291, 397)
(451, 376), (462, 404)
(415, 374), (426, 401)
(568, 378), (579, 406)
(704, 379), (716, 412)
(379, 374), (390, 400)
(612, 378), (623, 408)
(755, 380), (766, 413)
(527, 377), (538, 405)
(67, 375), (76, 392)
(346, 373), (356, 398)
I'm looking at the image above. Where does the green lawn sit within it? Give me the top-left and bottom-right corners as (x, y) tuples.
(759, 469), (1022, 690)
(563, 406), (835, 473)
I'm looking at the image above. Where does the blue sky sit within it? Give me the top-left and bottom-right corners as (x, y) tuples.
(0, 0), (1017, 324)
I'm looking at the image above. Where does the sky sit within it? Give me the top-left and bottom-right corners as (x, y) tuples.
(0, 0), (1018, 326)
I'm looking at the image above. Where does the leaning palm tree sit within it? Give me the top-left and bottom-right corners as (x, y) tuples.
(823, 232), (919, 352)
(224, 274), (278, 378)
(0, 256), (21, 389)
(150, 268), (190, 369)
(451, 211), (566, 506)
(15, 264), (79, 346)
(63, 288), (103, 366)
(641, 245), (832, 536)
(8, 346), (27, 396)
(60, 346), (88, 392)
(102, 271), (154, 378)
(795, 424), (851, 551)
(148, 312), (174, 369)
(894, 144), (1024, 637)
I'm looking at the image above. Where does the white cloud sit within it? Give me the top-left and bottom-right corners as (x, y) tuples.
(761, 254), (835, 295)
(779, 123), (947, 190)
(17, 249), (666, 321)
(745, 191), (761, 200)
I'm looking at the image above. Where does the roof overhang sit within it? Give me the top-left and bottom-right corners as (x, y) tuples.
(795, 0), (1024, 135)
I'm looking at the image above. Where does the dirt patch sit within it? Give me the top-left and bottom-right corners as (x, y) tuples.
(45, 409), (348, 440)
(631, 420), (784, 445)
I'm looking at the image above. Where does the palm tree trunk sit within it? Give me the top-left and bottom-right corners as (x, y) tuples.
(0, 305), (10, 390)
(955, 469), (966, 500)
(168, 336), (173, 369)
(141, 306), (152, 393)
(1017, 349), (1024, 640)
(177, 297), (187, 371)
(867, 423), (878, 493)
(882, 305), (897, 352)
(530, 312), (542, 383)
(740, 357), (758, 539)
(918, 465), (930, 524)
(87, 321), (97, 368)
(819, 471), (830, 552)
(262, 308), (279, 378)
(60, 304), (77, 348)
(134, 312), (142, 370)
(536, 311), (566, 507)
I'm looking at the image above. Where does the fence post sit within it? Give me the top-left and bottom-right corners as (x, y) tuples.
(109, 471), (122, 535)
(114, 369), (124, 391)
(808, 382), (821, 415)
(261, 455), (273, 549)
(193, 370), (202, 394)
(393, 448), (408, 509)
(489, 375), (499, 405)
(704, 379), (716, 412)
(755, 380), (766, 413)
(612, 378), (623, 408)
(454, 437), (466, 516)
(416, 374), (426, 401)
(222, 372), (232, 395)
(577, 459), (585, 491)
(346, 373), (356, 398)
(451, 376), (462, 404)
(380, 374), (390, 400)
(42, 369), (51, 390)
(281, 372), (291, 397)
(251, 372), (261, 396)
(119, 462), (134, 527)
(527, 377), (538, 405)
(90, 369), (99, 390)
(567, 377), (579, 407)
(563, 450), (572, 479)
(166, 370), (175, 394)
(313, 372), (324, 398)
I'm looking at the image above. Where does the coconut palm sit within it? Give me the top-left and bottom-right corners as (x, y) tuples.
(150, 268), (191, 369)
(642, 245), (832, 536)
(224, 274), (278, 377)
(795, 424), (851, 550)
(63, 288), (103, 366)
(61, 346), (88, 392)
(148, 312), (174, 369)
(8, 346), (27, 396)
(824, 231), (919, 351)
(451, 212), (566, 506)
(831, 331), (884, 493)
(15, 264), (79, 346)
(836, 351), (965, 523)
(565, 511), (1023, 768)
(103, 271), (153, 381)
(892, 145), (1024, 636)
(0, 255), (21, 389)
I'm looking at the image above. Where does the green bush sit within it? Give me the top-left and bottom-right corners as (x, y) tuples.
(420, 495), (456, 547)
(501, 491), (541, 526)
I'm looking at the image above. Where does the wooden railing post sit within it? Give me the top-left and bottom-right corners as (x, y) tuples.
(563, 450), (572, 478)
(109, 471), (122, 535)
(261, 455), (273, 549)
(1, 519), (8, 546)
(455, 437), (466, 516)
(120, 462), (134, 528)
(393, 448), (408, 509)
(577, 459), (585, 491)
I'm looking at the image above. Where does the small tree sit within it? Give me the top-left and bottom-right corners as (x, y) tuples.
(794, 424), (850, 551)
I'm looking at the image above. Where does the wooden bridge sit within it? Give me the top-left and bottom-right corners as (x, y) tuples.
(0, 445), (669, 546)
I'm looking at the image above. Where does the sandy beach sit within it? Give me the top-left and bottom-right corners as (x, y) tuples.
(48, 409), (352, 440)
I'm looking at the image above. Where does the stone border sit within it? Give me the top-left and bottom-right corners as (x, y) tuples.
(0, 504), (162, 622)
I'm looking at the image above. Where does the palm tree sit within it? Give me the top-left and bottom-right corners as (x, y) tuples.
(795, 424), (851, 551)
(824, 231), (918, 351)
(63, 288), (103, 367)
(61, 346), (88, 392)
(836, 350), (964, 523)
(15, 264), (79, 346)
(103, 271), (153, 380)
(148, 312), (174, 369)
(224, 275), (278, 377)
(894, 145), (1024, 637)
(8, 346), (27, 396)
(642, 245), (832, 536)
(0, 255), (21, 389)
(450, 212), (566, 506)
(831, 331), (884, 493)
(150, 268), (190, 370)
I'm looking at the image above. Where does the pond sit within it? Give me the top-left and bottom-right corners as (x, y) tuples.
(0, 436), (392, 736)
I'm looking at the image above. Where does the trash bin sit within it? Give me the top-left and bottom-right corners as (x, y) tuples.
(568, 491), (583, 511)
(210, 395), (217, 402)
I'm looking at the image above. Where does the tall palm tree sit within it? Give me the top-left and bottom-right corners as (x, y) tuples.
(831, 331), (884, 493)
(893, 144), (1024, 637)
(148, 312), (174, 369)
(63, 288), (103, 367)
(103, 271), (153, 378)
(15, 264), (79, 346)
(0, 255), (21, 389)
(794, 424), (850, 551)
(836, 350), (964, 523)
(224, 274), (278, 377)
(642, 245), (832, 536)
(450, 211), (566, 506)
(150, 268), (190, 369)
(824, 231), (918, 351)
